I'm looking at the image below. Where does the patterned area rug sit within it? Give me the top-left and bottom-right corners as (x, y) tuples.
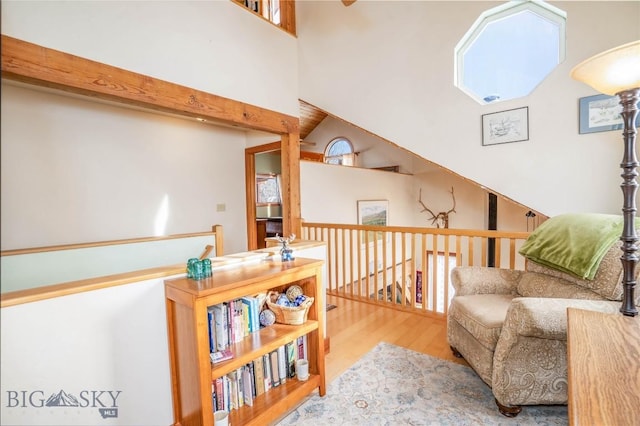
(277, 342), (568, 425)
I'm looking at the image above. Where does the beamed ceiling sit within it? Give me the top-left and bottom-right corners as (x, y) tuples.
(299, 99), (327, 140)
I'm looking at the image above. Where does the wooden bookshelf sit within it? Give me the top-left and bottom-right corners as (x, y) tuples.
(165, 257), (325, 426)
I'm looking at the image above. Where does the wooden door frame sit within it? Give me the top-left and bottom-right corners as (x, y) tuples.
(246, 142), (281, 251)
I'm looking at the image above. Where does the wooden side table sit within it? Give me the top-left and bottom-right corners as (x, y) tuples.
(567, 308), (640, 425)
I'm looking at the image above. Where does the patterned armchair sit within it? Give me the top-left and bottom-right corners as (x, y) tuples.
(447, 214), (639, 417)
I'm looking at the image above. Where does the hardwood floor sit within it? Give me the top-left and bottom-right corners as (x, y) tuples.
(274, 295), (470, 424)
(324, 294), (468, 384)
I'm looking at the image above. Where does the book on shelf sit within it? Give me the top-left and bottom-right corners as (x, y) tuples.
(224, 375), (231, 411)
(247, 361), (256, 399)
(285, 341), (296, 378)
(269, 350), (280, 387)
(227, 370), (238, 410)
(236, 367), (244, 408)
(242, 366), (254, 407)
(297, 335), (308, 361)
(241, 295), (261, 333)
(214, 377), (224, 411)
(263, 353), (272, 391)
(227, 300), (237, 343)
(212, 303), (228, 351)
(277, 345), (287, 384)
(211, 380), (218, 411)
(210, 349), (234, 364)
(233, 299), (245, 342)
(253, 356), (265, 396)
(207, 307), (216, 353)
(242, 302), (250, 336)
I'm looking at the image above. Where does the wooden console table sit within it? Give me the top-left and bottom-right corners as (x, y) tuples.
(567, 308), (640, 425)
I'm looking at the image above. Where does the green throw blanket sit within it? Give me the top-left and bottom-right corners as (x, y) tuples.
(519, 213), (627, 280)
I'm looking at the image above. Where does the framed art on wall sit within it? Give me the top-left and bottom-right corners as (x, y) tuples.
(357, 200), (388, 241)
(256, 173), (281, 205)
(482, 106), (529, 146)
(578, 94), (639, 134)
(357, 200), (388, 226)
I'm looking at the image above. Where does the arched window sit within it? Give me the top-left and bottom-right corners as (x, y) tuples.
(324, 137), (355, 166)
(455, 1), (567, 105)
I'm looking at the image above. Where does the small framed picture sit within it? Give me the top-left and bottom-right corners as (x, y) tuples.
(357, 200), (388, 227)
(578, 94), (638, 134)
(357, 200), (388, 242)
(482, 107), (529, 146)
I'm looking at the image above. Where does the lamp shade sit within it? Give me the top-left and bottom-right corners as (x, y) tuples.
(570, 40), (640, 95)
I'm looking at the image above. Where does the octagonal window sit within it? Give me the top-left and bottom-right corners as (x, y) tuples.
(455, 1), (566, 105)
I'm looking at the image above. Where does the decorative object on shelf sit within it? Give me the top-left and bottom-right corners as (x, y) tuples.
(417, 187), (456, 229)
(276, 293), (292, 306)
(294, 294), (307, 306)
(259, 309), (276, 327)
(266, 290), (314, 325)
(481, 106), (529, 146)
(276, 233), (296, 261)
(202, 258), (212, 277)
(571, 40), (640, 316)
(286, 284), (304, 301)
(578, 93), (640, 134)
(213, 410), (229, 426)
(186, 258), (199, 279)
(185, 257), (212, 280)
(296, 359), (309, 381)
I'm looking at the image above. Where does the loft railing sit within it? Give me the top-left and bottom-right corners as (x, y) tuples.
(301, 222), (530, 318)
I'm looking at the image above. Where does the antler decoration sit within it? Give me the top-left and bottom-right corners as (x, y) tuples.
(275, 233), (296, 248)
(418, 187), (456, 228)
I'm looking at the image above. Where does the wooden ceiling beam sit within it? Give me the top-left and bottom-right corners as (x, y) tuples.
(1, 35), (298, 135)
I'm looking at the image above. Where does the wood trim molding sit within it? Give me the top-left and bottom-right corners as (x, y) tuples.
(0, 265), (185, 308)
(281, 133), (302, 236)
(279, 0), (297, 35)
(246, 147), (259, 250)
(1, 229), (220, 257)
(1, 35), (299, 135)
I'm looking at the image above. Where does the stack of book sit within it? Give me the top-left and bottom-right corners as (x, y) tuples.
(207, 294), (265, 353)
(211, 336), (308, 413)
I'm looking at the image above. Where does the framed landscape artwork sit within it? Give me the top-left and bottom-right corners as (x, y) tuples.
(357, 200), (388, 226)
(357, 200), (388, 241)
(482, 106), (529, 146)
(578, 94), (640, 134)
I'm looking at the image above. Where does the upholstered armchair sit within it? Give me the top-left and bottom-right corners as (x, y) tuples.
(447, 214), (640, 417)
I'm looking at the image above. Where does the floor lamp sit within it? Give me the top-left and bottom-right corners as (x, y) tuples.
(571, 40), (640, 317)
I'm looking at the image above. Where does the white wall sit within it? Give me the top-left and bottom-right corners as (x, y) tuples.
(302, 115), (535, 232)
(300, 161), (415, 225)
(304, 116), (417, 173)
(0, 275), (177, 425)
(1, 0), (299, 117)
(297, 1), (640, 217)
(1, 83), (248, 254)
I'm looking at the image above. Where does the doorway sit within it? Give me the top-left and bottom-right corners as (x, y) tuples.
(245, 142), (281, 250)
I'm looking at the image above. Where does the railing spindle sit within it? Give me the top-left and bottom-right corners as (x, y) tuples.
(300, 222), (529, 317)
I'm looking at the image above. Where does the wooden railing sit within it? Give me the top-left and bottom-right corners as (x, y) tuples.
(0, 226), (224, 307)
(302, 222), (530, 318)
